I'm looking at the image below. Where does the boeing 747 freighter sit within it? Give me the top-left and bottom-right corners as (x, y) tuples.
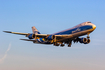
(3, 21), (96, 47)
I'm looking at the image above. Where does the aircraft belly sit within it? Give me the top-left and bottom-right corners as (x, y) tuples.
(56, 28), (94, 42)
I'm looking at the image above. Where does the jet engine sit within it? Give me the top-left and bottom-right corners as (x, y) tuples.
(79, 38), (90, 44)
(47, 35), (55, 40)
(28, 34), (35, 39)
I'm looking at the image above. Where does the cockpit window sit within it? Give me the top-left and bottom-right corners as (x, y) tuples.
(87, 22), (91, 23)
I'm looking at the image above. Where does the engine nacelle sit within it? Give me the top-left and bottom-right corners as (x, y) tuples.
(28, 34), (35, 39)
(85, 38), (90, 44)
(47, 35), (55, 40)
(79, 38), (90, 44)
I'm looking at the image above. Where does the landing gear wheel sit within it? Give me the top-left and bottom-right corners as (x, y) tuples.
(68, 43), (71, 47)
(53, 42), (59, 46)
(60, 44), (65, 47)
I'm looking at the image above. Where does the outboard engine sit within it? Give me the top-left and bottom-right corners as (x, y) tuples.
(85, 38), (90, 44)
(79, 38), (90, 44)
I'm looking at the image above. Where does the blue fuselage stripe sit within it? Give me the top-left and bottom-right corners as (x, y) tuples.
(53, 25), (92, 35)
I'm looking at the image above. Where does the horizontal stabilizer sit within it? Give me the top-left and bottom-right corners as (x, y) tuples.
(20, 39), (36, 41)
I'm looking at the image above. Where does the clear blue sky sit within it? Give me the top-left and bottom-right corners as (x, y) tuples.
(0, 0), (105, 70)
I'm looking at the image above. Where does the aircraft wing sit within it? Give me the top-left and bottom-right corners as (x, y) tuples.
(3, 31), (29, 35)
(3, 31), (75, 42)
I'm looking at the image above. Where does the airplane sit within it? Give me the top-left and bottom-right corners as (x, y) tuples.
(3, 21), (96, 47)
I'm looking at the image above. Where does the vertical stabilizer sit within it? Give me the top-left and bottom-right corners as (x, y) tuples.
(32, 26), (40, 34)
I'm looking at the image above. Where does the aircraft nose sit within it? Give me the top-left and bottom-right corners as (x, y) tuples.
(92, 24), (96, 30)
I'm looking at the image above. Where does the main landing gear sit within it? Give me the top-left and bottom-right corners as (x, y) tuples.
(60, 43), (65, 47)
(68, 43), (72, 47)
(53, 36), (65, 47)
(53, 42), (72, 47)
(67, 41), (72, 47)
(53, 36), (72, 47)
(53, 42), (65, 47)
(53, 42), (59, 46)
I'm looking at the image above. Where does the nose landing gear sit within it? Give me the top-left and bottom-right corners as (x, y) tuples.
(87, 33), (90, 39)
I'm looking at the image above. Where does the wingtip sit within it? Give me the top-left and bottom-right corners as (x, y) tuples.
(3, 31), (12, 33)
